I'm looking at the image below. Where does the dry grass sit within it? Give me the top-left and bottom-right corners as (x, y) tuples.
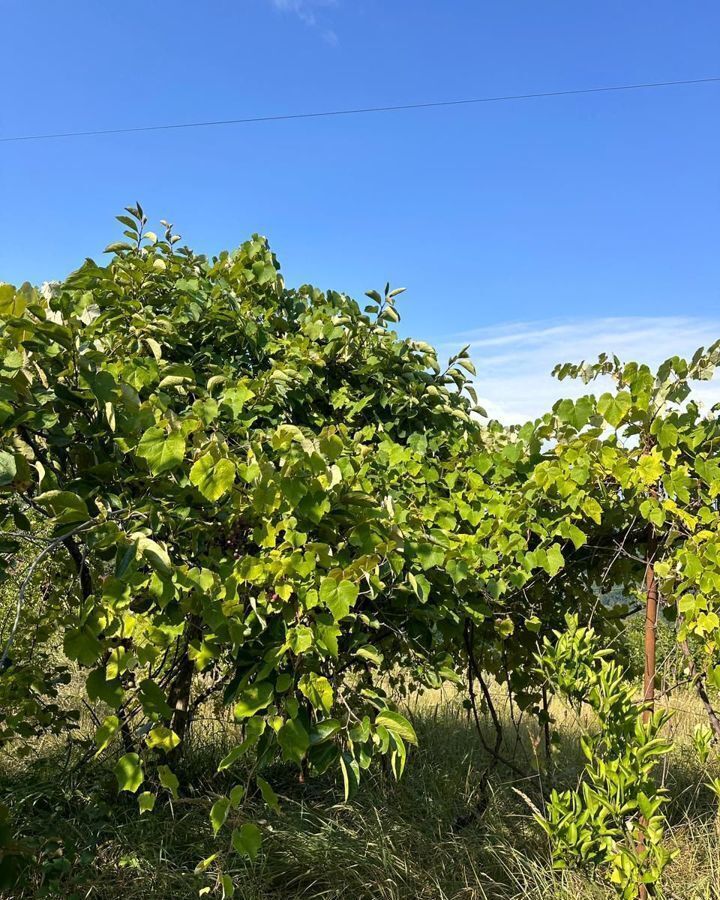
(2, 686), (720, 899)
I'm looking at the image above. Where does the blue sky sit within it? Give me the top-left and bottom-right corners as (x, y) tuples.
(2, 1), (719, 419)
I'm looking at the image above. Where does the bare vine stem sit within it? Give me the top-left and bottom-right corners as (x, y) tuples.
(0, 513), (123, 670)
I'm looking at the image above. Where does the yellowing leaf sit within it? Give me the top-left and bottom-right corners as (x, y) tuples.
(582, 497), (603, 524)
(114, 753), (144, 793)
(545, 544), (564, 577)
(190, 453), (236, 501)
(138, 791), (156, 814)
(637, 453), (665, 485)
(597, 391), (632, 428)
(146, 726), (181, 752)
(0, 283), (26, 317)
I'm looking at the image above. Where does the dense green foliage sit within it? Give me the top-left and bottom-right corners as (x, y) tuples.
(2, 208), (720, 897)
(538, 616), (674, 897)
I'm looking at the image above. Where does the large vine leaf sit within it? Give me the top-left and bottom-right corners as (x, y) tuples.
(190, 453), (236, 501)
(136, 426), (186, 474)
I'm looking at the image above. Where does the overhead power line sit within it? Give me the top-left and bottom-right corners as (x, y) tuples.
(2, 75), (719, 144)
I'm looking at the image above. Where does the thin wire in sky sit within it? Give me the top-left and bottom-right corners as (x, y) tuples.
(1, 76), (719, 144)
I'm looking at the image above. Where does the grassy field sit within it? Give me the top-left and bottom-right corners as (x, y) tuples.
(3, 686), (720, 900)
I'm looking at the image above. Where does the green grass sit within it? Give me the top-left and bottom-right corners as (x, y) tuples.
(3, 691), (720, 899)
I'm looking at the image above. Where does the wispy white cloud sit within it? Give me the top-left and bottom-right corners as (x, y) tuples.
(268, 0), (338, 43)
(434, 317), (720, 424)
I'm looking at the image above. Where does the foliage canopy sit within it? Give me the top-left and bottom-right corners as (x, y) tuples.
(2, 207), (720, 897)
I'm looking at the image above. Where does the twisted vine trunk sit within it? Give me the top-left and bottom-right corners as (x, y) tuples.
(642, 529), (658, 724)
(167, 614), (202, 756)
